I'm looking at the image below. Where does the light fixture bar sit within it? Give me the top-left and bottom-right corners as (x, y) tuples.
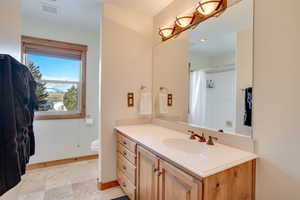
(197, 0), (223, 16)
(175, 16), (194, 28)
(159, 26), (175, 40)
(159, 0), (227, 42)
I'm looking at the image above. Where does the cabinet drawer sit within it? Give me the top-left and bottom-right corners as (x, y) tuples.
(117, 133), (136, 153)
(118, 153), (136, 184)
(118, 143), (136, 165)
(117, 170), (136, 200)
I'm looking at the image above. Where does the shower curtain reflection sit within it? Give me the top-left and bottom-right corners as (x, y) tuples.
(188, 70), (207, 126)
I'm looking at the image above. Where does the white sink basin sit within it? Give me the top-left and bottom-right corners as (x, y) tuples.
(163, 138), (209, 154)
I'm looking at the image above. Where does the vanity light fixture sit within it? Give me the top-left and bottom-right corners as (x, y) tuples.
(159, 26), (175, 40)
(200, 38), (208, 42)
(197, 0), (223, 16)
(159, 0), (227, 41)
(175, 15), (194, 28)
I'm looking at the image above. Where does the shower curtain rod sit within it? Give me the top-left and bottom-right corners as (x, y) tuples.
(190, 63), (235, 73)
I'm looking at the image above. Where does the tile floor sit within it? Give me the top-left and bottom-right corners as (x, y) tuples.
(17, 159), (124, 200)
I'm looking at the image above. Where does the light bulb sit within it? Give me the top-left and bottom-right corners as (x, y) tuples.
(197, 0), (222, 16)
(159, 26), (174, 38)
(175, 16), (194, 28)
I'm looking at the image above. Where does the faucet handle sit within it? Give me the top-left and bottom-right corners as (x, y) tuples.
(207, 136), (218, 145)
(188, 130), (196, 139)
(200, 133), (206, 142)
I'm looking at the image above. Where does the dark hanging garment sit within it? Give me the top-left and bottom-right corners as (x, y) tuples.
(243, 87), (252, 127)
(0, 54), (37, 196)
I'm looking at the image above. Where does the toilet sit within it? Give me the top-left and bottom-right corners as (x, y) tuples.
(90, 139), (100, 152)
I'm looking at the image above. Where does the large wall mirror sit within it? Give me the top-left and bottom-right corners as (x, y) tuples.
(153, 0), (253, 136)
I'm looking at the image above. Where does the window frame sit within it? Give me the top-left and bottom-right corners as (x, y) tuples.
(21, 35), (87, 120)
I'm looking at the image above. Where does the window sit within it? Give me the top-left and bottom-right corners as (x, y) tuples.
(21, 36), (87, 120)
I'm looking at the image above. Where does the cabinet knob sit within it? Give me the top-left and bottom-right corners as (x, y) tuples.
(153, 168), (159, 172)
(123, 151), (127, 156)
(157, 171), (162, 176)
(123, 141), (127, 145)
(122, 183), (126, 188)
(122, 165), (127, 170)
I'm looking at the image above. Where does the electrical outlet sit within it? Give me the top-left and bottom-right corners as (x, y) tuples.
(128, 93), (134, 107)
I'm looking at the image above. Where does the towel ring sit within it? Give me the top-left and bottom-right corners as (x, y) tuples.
(160, 87), (169, 92)
(159, 87), (169, 91)
(140, 85), (147, 90)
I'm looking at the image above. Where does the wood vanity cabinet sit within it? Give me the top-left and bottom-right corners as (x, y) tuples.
(137, 145), (202, 200)
(116, 132), (255, 200)
(117, 133), (137, 200)
(158, 159), (202, 200)
(136, 145), (159, 200)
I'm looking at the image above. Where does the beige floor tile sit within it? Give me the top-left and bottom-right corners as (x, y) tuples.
(18, 191), (45, 200)
(19, 170), (47, 195)
(72, 179), (100, 200)
(45, 166), (72, 190)
(44, 185), (73, 200)
(17, 159), (125, 200)
(66, 161), (98, 182)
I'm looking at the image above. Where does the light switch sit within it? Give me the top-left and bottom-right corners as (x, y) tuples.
(128, 93), (134, 107)
(168, 94), (173, 106)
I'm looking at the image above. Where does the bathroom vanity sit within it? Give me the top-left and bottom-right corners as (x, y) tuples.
(115, 124), (256, 200)
(114, 2), (256, 199)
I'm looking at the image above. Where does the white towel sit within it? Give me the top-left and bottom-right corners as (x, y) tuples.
(159, 93), (168, 114)
(139, 92), (152, 115)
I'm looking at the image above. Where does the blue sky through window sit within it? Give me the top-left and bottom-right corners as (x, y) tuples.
(27, 54), (80, 81)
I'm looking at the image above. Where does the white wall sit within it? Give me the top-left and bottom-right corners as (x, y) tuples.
(0, 0), (21, 60)
(21, 18), (101, 163)
(205, 70), (236, 132)
(101, 3), (153, 183)
(152, 0), (192, 121)
(209, 53), (235, 68)
(253, 0), (300, 199)
(189, 52), (235, 71)
(189, 53), (211, 70)
(153, 36), (189, 120)
(235, 29), (253, 136)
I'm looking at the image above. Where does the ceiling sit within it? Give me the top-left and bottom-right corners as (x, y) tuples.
(22, 0), (173, 32)
(189, 0), (253, 56)
(99, 0), (174, 16)
(22, 0), (252, 43)
(22, 0), (101, 32)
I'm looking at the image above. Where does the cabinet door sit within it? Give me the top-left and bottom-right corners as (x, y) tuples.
(136, 145), (159, 200)
(158, 160), (202, 200)
(203, 161), (254, 200)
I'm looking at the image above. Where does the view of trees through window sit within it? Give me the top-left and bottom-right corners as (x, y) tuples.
(26, 54), (81, 113)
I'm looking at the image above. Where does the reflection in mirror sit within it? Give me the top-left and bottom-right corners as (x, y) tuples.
(188, 0), (253, 136)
